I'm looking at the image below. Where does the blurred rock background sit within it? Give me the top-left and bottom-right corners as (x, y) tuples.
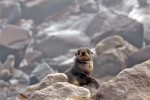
(0, 0), (150, 99)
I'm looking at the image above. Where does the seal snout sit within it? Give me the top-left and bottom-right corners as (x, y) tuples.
(75, 47), (93, 61)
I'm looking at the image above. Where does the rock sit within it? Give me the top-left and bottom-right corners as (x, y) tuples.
(35, 30), (90, 58)
(24, 50), (42, 65)
(126, 46), (150, 68)
(101, 0), (123, 7)
(23, 0), (75, 24)
(12, 68), (30, 85)
(0, 0), (21, 25)
(0, 55), (15, 82)
(85, 9), (144, 48)
(0, 92), (6, 100)
(101, 0), (138, 14)
(57, 57), (74, 73)
(137, 0), (149, 8)
(0, 79), (19, 100)
(47, 49), (75, 71)
(129, 3), (150, 46)
(79, 0), (100, 13)
(19, 73), (68, 98)
(29, 82), (90, 100)
(30, 62), (54, 85)
(0, 25), (31, 46)
(93, 40), (138, 78)
(0, 44), (27, 68)
(94, 60), (150, 100)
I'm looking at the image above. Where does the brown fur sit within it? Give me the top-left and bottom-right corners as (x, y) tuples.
(95, 35), (126, 55)
(64, 47), (100, 89)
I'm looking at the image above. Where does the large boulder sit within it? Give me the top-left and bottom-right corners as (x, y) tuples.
(30, 62), (55, 85)
(93, 36), (138, 78)
(85, 9), (144, 48)
(0, 0), (21, 25)
(126, 46), (150, 68)
(29, 82), (90, 100)
(35, 30), (90, 58)
(0, 25), (31, 46)
(0, 44), (27, 68)
(129, 3), (150, 45)
(100, 0), (138, 14)
(18, 73), (91, 100)
(23, 0), (75, 24)
(94, 60), (150, 100)
(19, 73), (68, 98)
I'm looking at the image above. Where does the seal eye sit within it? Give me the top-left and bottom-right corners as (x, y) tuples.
(75, 50), (80, 56)
(87, 49), (91, 54)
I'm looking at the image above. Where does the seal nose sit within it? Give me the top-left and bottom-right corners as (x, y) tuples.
(82, 52), (86, 56)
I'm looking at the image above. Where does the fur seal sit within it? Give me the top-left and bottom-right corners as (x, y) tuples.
(95, 35), (126, 55)
(0, 55), (15, 81)
(64, 47), (100, 89)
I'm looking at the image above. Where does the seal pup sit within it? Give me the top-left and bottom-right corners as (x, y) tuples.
(64, 47), (100, 89)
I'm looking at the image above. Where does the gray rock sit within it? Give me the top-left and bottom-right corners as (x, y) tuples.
(12, 68), (30, 85)
(89, 9), (144, 48)
(20, 73), (68, 98)
(126, 46), (150, 68)
(30, 62), (54, 85)
(129, 4), (150, 46)
(94, 60), (150, 100)
(29, 82), (90, 100)
(35, 30), (90, 58)
(23, 0), (75, 24)
(101, 0), (138, 14)
(79, 0), (100, 13)
(0, 0), (21, 25)
(93, 40), (138, 78)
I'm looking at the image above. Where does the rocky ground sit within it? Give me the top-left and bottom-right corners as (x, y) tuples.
(0, 0), (150, 100)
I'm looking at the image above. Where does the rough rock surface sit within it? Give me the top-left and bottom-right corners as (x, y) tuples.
(18, 73), (91, 100)
(101, 0), (138, 14)
(86, 9), (144, 48)
(35, 30), (90, 58)
(30, 62), (54, 85)
(93, 38), (138, 78)
(95, 60), (150, 100)
(129, 2), (150, 45)
(29, 82), (90, 100)
(23, 0), (75, 24)
(126, 46), (150, 68)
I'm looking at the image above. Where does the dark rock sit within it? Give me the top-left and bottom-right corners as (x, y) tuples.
(35, 30), (90, 58)
(79, 0), (100, 13)
(93, 54), (124, 78)
(137, 0), (148, 8)
(0, 0), (21, 26)
(24, 50), (42, 64)
(94, 60), (150, 100)
(23, 0), (75, 24)
(12, 68), (30, 85)
(126, 46), (150, 68)
(0, 44), (27, 68)
(89, 10), (144, 48)
(30, 62), (54, 85)
(101, 0), (123, 7)
(0, 55), (15, 82)
(93, 40), (138, 78)
(0, 25), (31, 46)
